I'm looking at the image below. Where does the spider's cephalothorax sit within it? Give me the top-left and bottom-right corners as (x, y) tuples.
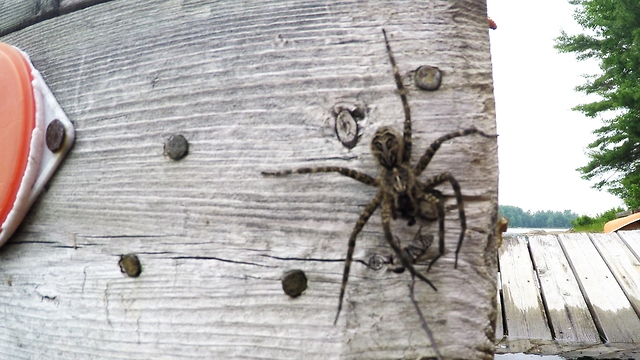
(262, 29), (495, 325)
(371, 126), (404, 168)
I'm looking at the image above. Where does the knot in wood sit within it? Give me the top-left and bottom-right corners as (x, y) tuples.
(368, 254), (387, 271)
(332, 102), (366, 149)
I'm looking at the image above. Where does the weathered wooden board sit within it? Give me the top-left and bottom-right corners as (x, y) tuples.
(0, 0), (498, 359)
(496, 232), (640, 358)
(618, 230), (640, 261)
(0, 0), (57, 36)
(498, 237), (550, 340)
(0, 0), (109, 36)
(559, 233), (640, 343)
(528, 234), (599, 344)
(590, 233), (640, 321)
(496, 271), (504, 339)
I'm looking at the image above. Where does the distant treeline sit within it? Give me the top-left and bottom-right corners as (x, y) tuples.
(499, 205), (579, 228)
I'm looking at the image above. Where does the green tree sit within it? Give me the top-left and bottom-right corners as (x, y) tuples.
(555, 0), (640, 209)
(499, 206), (578, 228)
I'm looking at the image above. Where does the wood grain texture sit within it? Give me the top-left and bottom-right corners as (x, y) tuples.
(0, 0), (498, 359)
(559, 233), (640, 343)
(589, 233), (640, 323)
(528, 235), (599, 344)
(496, 232), (640, 358)
(498, 237), (550, 340)
(0, 0), (59, 36)
(0, 0), (110, 36)
(496, 271), (504, 339)
(0, 0), (58, 36)
(618, 230), (640, 260)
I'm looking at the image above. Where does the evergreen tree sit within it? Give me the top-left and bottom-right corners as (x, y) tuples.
(555, 0), (640, 208)
(498, 206), (578, 228)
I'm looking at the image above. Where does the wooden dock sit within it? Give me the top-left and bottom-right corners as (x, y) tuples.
(496, 230), (640, 359)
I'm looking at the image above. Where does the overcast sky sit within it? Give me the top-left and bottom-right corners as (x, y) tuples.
(486, 0), (624, 216)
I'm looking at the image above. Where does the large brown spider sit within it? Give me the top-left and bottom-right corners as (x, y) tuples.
(262, 29), (493, 324)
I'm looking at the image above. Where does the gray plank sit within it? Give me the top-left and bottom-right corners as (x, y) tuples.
(618, 230), (640, 261)
(60, 0), (111, 13)
(496, 271), (504, 339)
(590, 232), (640, 321)
(0, 0), (109, 36)
(0, 0), (498, 359)
(0, 0), (58, 36)
(498, 237), (551, 340)
(527, 235), (599, 343)
(559, 233), (640, 343)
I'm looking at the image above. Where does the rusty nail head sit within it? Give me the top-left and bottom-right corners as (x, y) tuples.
(119, 254), (142, 277)
(164, 134), (189, 160)
(282, 269), (307, 298)
(414, 65), (442, 91)
(46, 119), (66, 152)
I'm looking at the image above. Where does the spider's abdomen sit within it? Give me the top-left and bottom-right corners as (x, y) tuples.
(396, 193), (417, 226)
(417, 199), (439, 221)
(382, 165), (420, 226)
(415, 189), (443, 221)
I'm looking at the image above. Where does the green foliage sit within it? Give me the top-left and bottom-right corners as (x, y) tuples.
(499, 205), (578, 228)
(570, 206), (625, 232)
(554, 0), (640, 207)
(500, 205), (626, 232)
(572, 214), (595, 227)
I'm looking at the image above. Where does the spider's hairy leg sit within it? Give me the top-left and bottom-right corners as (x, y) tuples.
(428, 195), (446, 272)
(381, 197), (437, 291)
(414, 128), (495, 177)
(382, 29), (412, 163)
(423, 172), (466, 269)
(334, 191), (383, 325)
(262, 166), (377, 186)
(409, 277), (444, 360)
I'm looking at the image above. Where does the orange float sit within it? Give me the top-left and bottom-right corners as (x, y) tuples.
(0, 43), (74, 246)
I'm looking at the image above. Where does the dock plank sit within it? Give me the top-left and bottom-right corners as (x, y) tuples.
(617, 231), (640, 261)
(0, 0), (108, 36)
(0, 0), (58, 36)
(496, 272), (504, 339)
(590, 233), (640, 319)
(498, 237), (551, 340)
(559, 233), (640, 343)
(527, 235), (599, 343)
(498, 232), (640, 358)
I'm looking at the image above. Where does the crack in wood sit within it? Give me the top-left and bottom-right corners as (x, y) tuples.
(171, 256), (274, 268)
(260, 254), (372, 268)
